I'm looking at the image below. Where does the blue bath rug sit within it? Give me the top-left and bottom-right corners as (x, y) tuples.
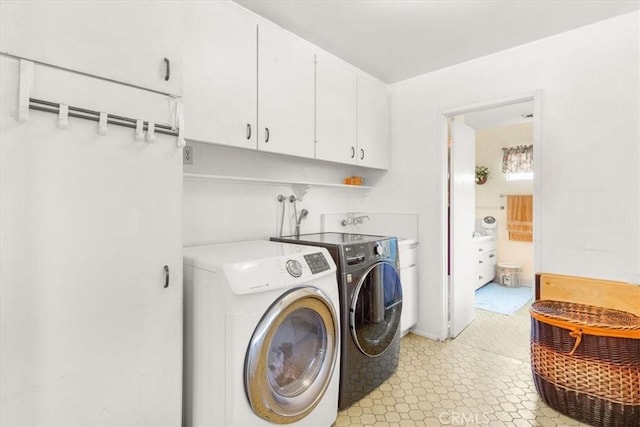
(475, 282), (533, 315)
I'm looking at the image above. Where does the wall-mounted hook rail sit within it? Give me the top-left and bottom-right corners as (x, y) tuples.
(28, 98), (179, 136)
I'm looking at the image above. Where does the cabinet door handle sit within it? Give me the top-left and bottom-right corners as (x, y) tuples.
(360, 148), (365, 160)
(479, 248), (483, 252)
(164, 58), (170, 81)
(164, 265), (170, 288)
(265, 127), (270, 143)
(489, 253), (495, 258)
(246, 124), (252, 140)
(350, 146), (355, 158)
(479, 260), (483, 264)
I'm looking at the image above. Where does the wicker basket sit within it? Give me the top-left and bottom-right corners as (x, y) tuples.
(530, 300), (640, 427)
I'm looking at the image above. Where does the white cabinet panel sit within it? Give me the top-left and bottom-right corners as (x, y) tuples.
(258, 23), (315, 159)
(400, 265), (418, 335)
(181, 2), (389, 169)
(0, 57), (182, 425)
(475, 239), (497, 289)
(183, 1), (257, 149)
(357, 74), (390, 169)
(316, 57), (389, 169)
(315, 52), (357, 163)
(0, 1), (183, 95)
(399, 237), (418, 337)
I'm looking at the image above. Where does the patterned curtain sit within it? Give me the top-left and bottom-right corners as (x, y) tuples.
(502, 145), (533, 174)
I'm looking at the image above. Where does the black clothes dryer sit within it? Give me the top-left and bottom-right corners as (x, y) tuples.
(272, 233), (403, 410)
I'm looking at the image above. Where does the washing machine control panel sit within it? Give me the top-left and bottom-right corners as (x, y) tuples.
(285, 253), (331, 277)
(303, 252), (331, 275)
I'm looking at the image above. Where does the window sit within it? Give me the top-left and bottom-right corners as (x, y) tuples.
(502, 145), (533, 181)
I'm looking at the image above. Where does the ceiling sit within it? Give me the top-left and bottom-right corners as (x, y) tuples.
(235, 0), (640, 84)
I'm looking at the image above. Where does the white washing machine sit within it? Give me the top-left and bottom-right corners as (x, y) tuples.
(183, 240), (341, 426)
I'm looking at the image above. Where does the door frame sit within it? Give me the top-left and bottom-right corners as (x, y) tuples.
(439, 91), (542, 338)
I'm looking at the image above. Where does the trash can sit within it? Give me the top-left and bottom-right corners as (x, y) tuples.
(497, 262), (522, 287)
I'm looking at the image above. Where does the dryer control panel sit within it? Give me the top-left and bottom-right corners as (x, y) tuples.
(341, 238), (398, 274)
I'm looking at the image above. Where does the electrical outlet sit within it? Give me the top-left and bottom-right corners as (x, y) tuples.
(183, 145), (193, 165)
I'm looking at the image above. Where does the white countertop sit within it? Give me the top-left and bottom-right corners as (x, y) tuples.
(472, 235), (494, 242)
(398, 238), (418, 248)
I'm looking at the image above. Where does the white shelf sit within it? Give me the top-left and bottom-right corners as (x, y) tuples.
(183, 172), (372, 200)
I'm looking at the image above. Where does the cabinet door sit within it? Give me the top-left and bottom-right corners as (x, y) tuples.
(315, 52), (357, 164)
(183, 1), (257, 149)
(400, 265), (418, 334)
(0, 57), (182, 425)
(485, 250), (497, 282)
(356, 74), (390, 169)
(478, 253), (489, 288)
(258, 23), (315, 158)
(0, 1), (183, 95)
(476, 250), (485, 289)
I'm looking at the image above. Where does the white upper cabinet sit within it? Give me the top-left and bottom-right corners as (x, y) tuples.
(315, 52), (358, 164)
(179, 1), (389, 168)
(316, 55), (389, 170)
(183, 1), (257, 149)
(0, 1), (183, 96)
(258, 23), (315, 159)
(357, 74), (390, 169)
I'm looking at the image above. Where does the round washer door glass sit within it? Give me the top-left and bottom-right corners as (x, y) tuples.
(245, 287), (339, 424)
(350, 262), (403, 357)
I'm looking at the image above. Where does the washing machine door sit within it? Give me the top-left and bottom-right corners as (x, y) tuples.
(244, 286), (339, 424)
(350, 261), (403, 357)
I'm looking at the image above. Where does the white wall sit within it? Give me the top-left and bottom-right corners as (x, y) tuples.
(475, 123), (534, 285)
(182, 142), (382, 246)
(364, 12), (640, 339)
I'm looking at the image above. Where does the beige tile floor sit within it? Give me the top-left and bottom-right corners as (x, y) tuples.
(333, 304), (590, 427)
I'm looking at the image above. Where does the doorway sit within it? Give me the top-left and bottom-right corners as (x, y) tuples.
(443, 93), (541, 338)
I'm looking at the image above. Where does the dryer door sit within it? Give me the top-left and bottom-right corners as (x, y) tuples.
(245, 286), (339, 424)
(350, 261), (403, 357)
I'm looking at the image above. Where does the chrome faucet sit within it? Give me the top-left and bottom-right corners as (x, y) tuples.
(341, 213), (369, 226)
(354, 215), (369, 224)
(295, 209), (308, 238)
(341, 213), (354, 227)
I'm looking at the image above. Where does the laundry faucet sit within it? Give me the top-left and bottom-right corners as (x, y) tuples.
(353, 215), (369, 224)
(295, 209), (308, 238)
(341, 213), (370, 226)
